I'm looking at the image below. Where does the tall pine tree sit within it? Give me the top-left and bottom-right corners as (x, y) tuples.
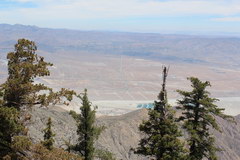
(74, 89), (103, 160)
(135, 66), (186, 160)
(42, 117), (55, 150)
(0, 39), (75, 159)
(177, 77), (233, 160)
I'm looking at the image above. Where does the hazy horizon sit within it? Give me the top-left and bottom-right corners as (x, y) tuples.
(2, 23), (240, 38)
(1, 0), (240, 36)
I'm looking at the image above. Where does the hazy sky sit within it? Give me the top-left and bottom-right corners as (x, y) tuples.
(0, 0), (240, 34)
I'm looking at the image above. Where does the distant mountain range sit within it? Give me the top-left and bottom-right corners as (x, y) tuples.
(0, 24), (240, 67)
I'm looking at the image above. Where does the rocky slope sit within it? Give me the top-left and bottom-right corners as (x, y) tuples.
(28, 106), (240, 160)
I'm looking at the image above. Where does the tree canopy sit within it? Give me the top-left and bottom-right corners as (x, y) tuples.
(42, 117), (55, 150)
(135, 67), (186, 160)
(1, 39), (75, 110)
(0, 39), (75, 159)
(74, 89), (104, 160)
(177, 77), (234, 160)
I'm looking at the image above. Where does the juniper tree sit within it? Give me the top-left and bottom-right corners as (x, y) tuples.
(135, 67), (186, 160)
(177, 77), (233, 160)
(0, 39), (75, 159)
(42, 117), (55, 150)
(74, 89), (103, 160)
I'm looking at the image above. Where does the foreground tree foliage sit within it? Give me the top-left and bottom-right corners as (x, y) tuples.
(3, 143), (83, 160)
(0, 39), (75, 159)
(31, 144), (82, 160)
(135, 67), (186, 160)
(41, 117), (55, 150)
(69, 109), (115, 160)
(177, 77), (234, 160)
(0, 107), (20, 152)
(0, 106), (25, 158)
(74, 89), (104, 160)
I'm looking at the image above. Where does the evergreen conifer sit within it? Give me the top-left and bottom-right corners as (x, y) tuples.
(177, 77), (234, 160)
(135, 67), (186, 160)
(75, 89), (103, 160)
(0, 39), (75, 159)
(0, 106), (23, 157)
(42, 117), (55, 150)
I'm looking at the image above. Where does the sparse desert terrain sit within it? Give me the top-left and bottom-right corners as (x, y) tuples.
(0, 24), (240, 115)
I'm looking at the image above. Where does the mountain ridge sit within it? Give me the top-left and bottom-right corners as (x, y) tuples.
(28, 106), (240, 160)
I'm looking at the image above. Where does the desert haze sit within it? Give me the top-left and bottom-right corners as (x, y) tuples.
(0, 24), (240, 115)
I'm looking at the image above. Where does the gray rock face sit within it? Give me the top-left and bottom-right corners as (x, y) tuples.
(28, 107), (79, 148)
(28, 107), (240, 160)
(95, 109), (149, 160)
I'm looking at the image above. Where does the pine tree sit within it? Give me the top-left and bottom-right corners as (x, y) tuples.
(0, 106), (23, 158)
(74, 89), (103, 160)
(2, 39), (51, 109)
(0, 39), (75, 159)
(0, 80), (24, 158)
(135, 66), (186, 160)
(1, 39), (75, 110)
(42, 117), (55, 150)
(177, 77), (234, 160)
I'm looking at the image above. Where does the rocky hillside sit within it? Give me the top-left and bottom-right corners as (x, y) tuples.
(28, 106), (240, 160)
